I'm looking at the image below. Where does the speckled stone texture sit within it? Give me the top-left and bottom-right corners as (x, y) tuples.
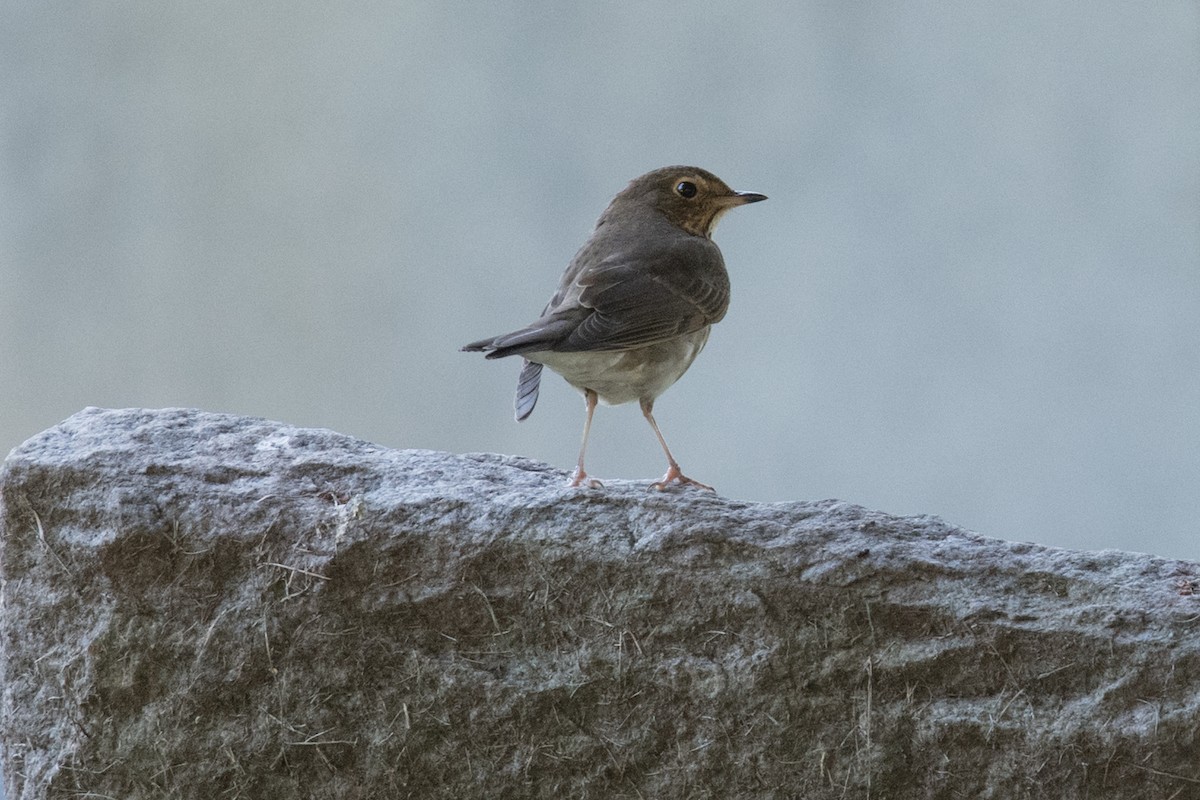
(2, 407), (1199, 799)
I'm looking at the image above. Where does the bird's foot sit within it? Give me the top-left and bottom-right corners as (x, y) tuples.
(649, 464), (715, 492)
(567, 467), (604, 489)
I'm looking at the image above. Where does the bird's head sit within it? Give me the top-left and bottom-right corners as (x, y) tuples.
(610, 166), (767, 238)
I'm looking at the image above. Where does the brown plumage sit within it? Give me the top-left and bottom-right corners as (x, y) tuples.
(463, 166), (766, 490)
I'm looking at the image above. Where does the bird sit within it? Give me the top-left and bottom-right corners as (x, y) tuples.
(462, 166), (766, 491)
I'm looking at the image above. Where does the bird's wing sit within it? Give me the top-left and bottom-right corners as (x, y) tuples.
(558, 235), (729, 352)
(462, 233), (729, 358)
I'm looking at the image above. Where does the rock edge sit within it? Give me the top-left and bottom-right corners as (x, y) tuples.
(2, 407), (1199, 799)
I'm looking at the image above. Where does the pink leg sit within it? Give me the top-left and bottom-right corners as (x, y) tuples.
(567, 389), (604, 488)
(641, 398), (714, 492)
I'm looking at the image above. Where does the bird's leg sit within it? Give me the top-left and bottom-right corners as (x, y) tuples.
(568, 389), (604, 488)
(641, 398), (715, 492)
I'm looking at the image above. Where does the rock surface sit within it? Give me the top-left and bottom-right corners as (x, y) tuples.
(2, 407), (1199, 799)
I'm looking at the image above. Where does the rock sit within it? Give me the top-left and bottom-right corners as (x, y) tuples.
(2, 407), (1199, 799)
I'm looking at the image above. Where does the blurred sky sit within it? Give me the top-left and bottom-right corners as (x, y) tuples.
(2, 2), (1198, 559)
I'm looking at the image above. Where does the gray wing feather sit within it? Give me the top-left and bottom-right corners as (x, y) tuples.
(462, 226), (729, 359)
(559, 236), (729, 351)
(514, 359), (542, 421)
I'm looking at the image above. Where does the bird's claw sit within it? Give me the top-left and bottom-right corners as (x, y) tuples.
(567, 468), (604, 489)
(649, 464), (715, 492)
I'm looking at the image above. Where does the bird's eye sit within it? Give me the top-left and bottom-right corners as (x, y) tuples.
(675, 181), (698, 199)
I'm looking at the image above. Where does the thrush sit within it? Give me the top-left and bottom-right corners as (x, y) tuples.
(462, 166), (766, 491)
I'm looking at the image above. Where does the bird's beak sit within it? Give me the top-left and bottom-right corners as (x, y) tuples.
(731, 190), (767, 205)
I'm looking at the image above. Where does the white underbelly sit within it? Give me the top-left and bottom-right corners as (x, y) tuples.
(528, 327), (712, 406)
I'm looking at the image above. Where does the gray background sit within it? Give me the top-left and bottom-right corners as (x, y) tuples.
(3, 3), (1198, 564)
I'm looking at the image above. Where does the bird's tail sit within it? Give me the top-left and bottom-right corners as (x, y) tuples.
(461, 336), (497, 353)
(515, 360), (542, 421)
(461, 318), (576, 360)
